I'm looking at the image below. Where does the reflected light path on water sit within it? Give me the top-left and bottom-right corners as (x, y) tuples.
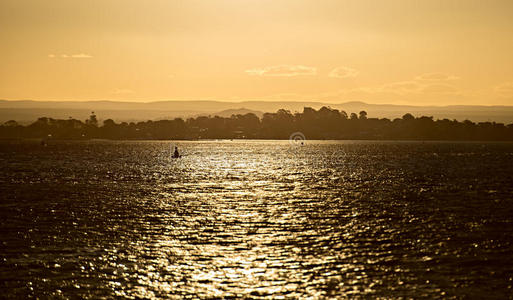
(1, 140), (513, 298)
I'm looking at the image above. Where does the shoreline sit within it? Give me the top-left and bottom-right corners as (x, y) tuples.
(2, 138), (513, 143)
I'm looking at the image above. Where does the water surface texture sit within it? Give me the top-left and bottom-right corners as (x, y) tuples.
(1, 140), (513, 298)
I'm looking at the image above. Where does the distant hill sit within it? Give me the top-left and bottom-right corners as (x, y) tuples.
(1, 99), (513, 124)
(195, 108), (264, 118)
(336, 101), (513, 124)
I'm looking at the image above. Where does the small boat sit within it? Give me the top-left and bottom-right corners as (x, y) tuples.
(172, 146), (181, 158)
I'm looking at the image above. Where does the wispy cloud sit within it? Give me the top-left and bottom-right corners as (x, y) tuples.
(329, 66), (359, 78)
(421, 84), (459, 94)
(378, 81), (460, 96)
(246, 65), (317, 77)
(415, 73), (459, 81)
(111, 89), (134, 95)
(321, 77), (461, 101)
(380, 81), (422, 93)
(48, 53), (93, 59)
(495, 82), (513, 97)
(70, 53), (92, 58)
(371, 74), (461, 95)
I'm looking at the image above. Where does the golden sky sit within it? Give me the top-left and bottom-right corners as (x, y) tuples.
(1, 0), (513, 105)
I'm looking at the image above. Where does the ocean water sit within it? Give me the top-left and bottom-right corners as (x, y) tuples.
(1, 140), (513, 298)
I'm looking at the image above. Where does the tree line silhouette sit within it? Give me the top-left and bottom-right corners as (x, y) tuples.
(1, 107), (513, 141)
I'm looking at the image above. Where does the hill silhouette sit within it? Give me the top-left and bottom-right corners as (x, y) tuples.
(1, 107), (512, 141)
(195, 108), (264, 119)
(2, 100), (513, 124)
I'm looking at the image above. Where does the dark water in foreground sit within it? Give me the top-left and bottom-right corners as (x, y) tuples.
(1, 140), (513, 298)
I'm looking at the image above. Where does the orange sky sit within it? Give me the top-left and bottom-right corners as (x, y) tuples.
(1, 0), (513, 105)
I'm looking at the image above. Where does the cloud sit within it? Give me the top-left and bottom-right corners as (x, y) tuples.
(421, 84), (459, 94)
(321, 78), (461, 101)
(48, 53), (93, 59)
(246, 65), (317, 77)
(70, 53), (92, 58)
(495, 82), (513, 97)
(380, 81), (422, 94)
(111, 89), (134, 95)
(365, 75), (461, 96)
(415, 73), (459, 81)
(329, 66), (359, 78)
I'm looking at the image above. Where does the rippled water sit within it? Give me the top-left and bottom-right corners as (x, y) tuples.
(1, 140), (513, 298)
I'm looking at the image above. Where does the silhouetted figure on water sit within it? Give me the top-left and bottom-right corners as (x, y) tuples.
(173, 146), (180, 158)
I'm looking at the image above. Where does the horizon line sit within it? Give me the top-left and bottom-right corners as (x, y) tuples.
(1, 99), (512, 108)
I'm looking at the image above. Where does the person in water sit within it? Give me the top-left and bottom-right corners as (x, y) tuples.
(173, 146), (180, 158)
